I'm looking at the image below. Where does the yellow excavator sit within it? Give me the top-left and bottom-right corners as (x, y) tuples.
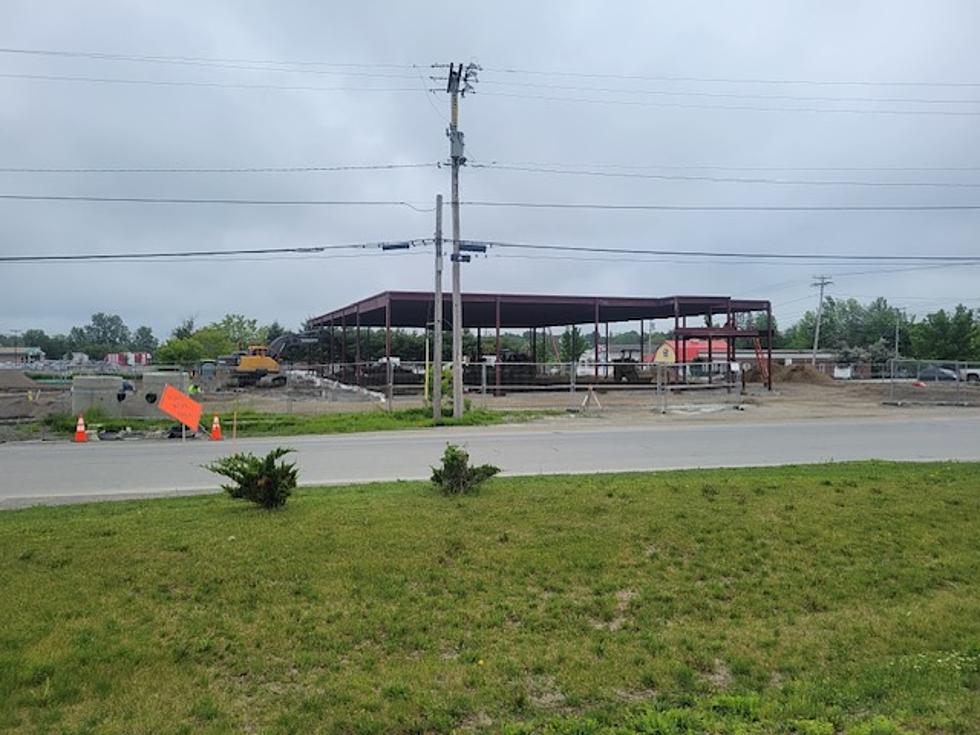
(215, 345), (286, 387)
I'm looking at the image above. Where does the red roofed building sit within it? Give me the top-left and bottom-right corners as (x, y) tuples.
(649, 339), (729, 364)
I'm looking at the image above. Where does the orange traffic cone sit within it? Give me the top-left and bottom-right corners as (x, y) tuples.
(210, 414), (223, 441)
(73, 415), (88, 443)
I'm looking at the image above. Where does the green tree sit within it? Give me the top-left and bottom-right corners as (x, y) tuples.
(130, 326), (158, 353)
(259, 320), (286, 344)
(559, 326), (590, 363)
(212, 314), (259, 349)
(84, 313), (130, 348)
(910, 305), (976, 360)
(155, 337), (205, 366)
(20, 329), (69, 359)
(172, 316), (196, 340)
(191, 326), (236, 358)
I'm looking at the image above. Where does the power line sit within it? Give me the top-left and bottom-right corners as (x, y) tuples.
(480, 79), (980, 105)
(3, 193), (979, 214)
(0, 163), (438, 174)
(458, 201), (980, 212)
(473, 159), (980, 173)
(0, 47), (420, 73)
(0, 71), (424, 93)
(482, 66), (980, 88)
(4, 238), (978, 267)
(472, 162), (980, 188)
(5, 48), (976, 89)
(0, 241), (426, 263)
(0, 194), (434, 211)
(480, 90), (980, 117)
(469, 239), (980, 262)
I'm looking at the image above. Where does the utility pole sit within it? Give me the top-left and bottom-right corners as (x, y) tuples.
(432, 194), (444, 421)
(811, 275), (833, 366)
(894, 307), (904, 360)
(442, 61), (479, 417)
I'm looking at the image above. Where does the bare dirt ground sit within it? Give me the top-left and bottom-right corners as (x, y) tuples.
(197, 379), (980, 427)
(4, 370), (979, 443)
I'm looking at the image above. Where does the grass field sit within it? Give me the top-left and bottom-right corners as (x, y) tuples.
(29, 406), (553, 440)
(1, 462), (978, 734)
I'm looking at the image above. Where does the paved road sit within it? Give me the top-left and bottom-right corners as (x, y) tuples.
(2, 414), (979, 508)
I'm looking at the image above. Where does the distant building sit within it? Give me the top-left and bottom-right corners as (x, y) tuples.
(652, 339), (729, 364)
(0, 346), (44, 364)
(105, 352), (152, 367)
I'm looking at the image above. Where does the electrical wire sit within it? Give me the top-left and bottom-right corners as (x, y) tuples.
(471, 162), (980, 188)
(0, 163), (439, 174)
(479, 79), (980, 106)
(0, 194), (434, 211)
(0, 47), (420, 72)
(472, 159), (980, 173)
(0, 71), (424, 93)
(0, 241), (426, 263)
(479, 90), (980, 117)
(4, 49), (975, 89)
(482, 66), (980, 88)
(459, 201), (980, 212)
(4, 251), (430, 265)
(470, 239), (980, 262)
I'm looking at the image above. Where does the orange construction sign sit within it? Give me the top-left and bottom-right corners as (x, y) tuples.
(158, 384), (203, 431)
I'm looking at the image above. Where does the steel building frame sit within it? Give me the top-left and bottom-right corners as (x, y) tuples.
(308, 291), (773, 391)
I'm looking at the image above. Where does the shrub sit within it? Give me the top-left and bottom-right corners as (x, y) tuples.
(431, 443), (499, 495)
(205, 447), (298, 509)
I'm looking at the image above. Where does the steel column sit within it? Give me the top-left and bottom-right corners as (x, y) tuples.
(495, 296), (502, 391)
(707, 310), (713, 384)
(604, 322), (610, 378)
(766, 303), (774, 392)
(341, 313), (347, 367)
(594, 300), (600, 379)
(355, 306), (362, 386)
(673, 298), (680, 383)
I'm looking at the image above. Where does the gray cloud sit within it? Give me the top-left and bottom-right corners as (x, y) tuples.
(1, 0), (978, 338)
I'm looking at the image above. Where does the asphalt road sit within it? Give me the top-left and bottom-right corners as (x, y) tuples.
(2, 414), (979, 508)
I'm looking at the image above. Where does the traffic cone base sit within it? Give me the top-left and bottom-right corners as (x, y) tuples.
(210, 414), (223, 441)
(73, 415), (88, 443)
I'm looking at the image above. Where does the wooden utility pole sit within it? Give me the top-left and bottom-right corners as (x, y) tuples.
(443, 61), (479, 417)
(811, 275), (833, 366)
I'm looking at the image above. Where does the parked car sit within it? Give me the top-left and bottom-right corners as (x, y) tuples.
(917, 365), (959, 382)
(959, 367), (980, 383)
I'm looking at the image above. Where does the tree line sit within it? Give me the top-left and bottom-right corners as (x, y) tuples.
(3, 298), (978, 365)
(0, 313), (157, 360)
(773, 298), (979, 363)
(0, 313), (286, 362)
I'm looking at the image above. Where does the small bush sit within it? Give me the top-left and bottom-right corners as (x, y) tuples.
(431, 444), (499, 495)
(205, 447), (298, 509)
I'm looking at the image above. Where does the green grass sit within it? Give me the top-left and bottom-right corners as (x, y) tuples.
(1, 462), (978, 734)
(29, 406), (554, 439)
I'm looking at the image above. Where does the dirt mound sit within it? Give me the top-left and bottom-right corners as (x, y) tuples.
(773, 363), (834, 385)
(746, 363), (834, 385)
(0, 370), (40, 390)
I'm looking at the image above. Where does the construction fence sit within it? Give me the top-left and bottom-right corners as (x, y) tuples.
(886, 359), (980, 405)
(288, 359), (757, 413)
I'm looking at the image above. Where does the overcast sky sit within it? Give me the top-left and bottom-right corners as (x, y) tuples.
(1, 1), (978, 338)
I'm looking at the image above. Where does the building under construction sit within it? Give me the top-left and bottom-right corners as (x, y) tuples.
(308, 291), (773, 391)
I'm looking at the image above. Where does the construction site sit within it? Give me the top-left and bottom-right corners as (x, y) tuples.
(5, 287), (979, 444)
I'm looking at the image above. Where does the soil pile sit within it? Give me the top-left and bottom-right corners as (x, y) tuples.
(0, 370), (40, 390)
(746, 363), (834, 385)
